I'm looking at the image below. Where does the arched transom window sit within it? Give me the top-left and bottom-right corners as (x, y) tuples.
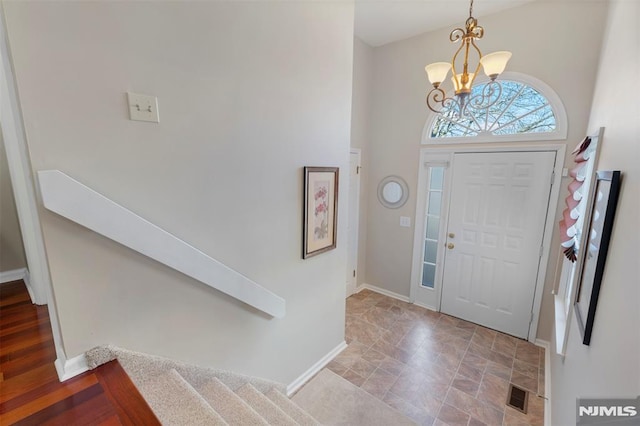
(424, 74), (567, 143)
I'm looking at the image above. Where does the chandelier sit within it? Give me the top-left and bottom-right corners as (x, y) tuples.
(425, 0), (512, 117)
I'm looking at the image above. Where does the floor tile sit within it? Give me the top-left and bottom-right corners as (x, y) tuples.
(485, 361), (512, 382)
(477, 371), (510, 412)
(341, 368), (367, 387)
(361, 348), (386, 366)
(378, 355), (407, 377)
(515, 342), (539, 366)
(511, 371), (538, 394)
(383, 391), (436, 426)
(445, 387), (504, 425)
(437, 403), (470, 425)
(452, 374), (481, 397)
(458, 363), (485, 383)
(513, 359), (538, 379)
(329, 291), (545, 426)
(349, 358), (377, 379)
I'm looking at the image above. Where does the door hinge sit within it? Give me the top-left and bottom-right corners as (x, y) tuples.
(550, 170), (555, 187)
(529, 312), (534, 325)
(539, 244), (544, 258)
(353, 270), (356, 277)
(357, 166), (361, 175)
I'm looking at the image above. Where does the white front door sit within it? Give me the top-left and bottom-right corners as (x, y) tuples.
(346, 151), (361, 297)
(440, 151), (556, 338)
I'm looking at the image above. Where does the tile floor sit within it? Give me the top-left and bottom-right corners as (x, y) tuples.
(324, 289), (545, 426)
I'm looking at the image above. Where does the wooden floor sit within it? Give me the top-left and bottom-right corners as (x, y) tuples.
(0, 280), (160, 425)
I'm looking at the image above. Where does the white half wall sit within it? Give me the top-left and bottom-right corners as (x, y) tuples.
(3, 1), (353, 385)
(549, 1), (640, 424)
(38, 170), (286, 318)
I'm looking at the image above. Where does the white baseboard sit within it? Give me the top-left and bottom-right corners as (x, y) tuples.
(55, 353), (89, 382)
(358, 283), (411, 303)
(287, 340), (347, 397)
(534, 339), (552, 426)
(0, 267), (27, 283)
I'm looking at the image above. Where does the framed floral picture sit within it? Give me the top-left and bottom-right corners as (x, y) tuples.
(303, 167), (339, 259)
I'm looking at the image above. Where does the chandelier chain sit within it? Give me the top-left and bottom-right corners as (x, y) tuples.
(469, 0), (474, 18)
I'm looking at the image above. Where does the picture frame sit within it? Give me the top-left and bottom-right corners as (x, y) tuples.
(574, 170), (621, 345)
(303, 167), (339, 259)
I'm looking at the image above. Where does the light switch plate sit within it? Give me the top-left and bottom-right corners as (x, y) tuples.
(400, 216), (411, 227)
(127, 92), (159, 123)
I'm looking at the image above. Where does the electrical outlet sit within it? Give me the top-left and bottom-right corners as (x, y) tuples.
(127, 92), (159, 123)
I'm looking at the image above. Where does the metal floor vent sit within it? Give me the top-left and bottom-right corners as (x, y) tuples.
(506, 384), (528, 414)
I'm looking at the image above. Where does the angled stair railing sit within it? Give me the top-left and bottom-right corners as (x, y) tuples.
(38, 170), (285, 318)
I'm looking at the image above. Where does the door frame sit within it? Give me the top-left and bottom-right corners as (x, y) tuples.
(410, 143), (566, 342)
(0, 8), (72, 379)
(346, 148), (361, 297)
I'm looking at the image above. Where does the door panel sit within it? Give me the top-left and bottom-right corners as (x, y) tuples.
(440, 151), (555, 338)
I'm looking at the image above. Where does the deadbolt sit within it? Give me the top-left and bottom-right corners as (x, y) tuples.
(448, 233), (455, 238)
(447, 243), (455, 249)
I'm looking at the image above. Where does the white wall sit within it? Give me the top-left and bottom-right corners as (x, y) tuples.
(550, 0), (640, 424)
(0, 131), (27, 272)
(3, 1), (354, 384)
(350, 37), (374, 286)
(364, 1), (607, 340)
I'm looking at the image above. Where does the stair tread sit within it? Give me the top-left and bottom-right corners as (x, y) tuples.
(236, 383), (299, 426)
(265, 388), (320, 426)
(142, 369), (228, 426)
(197, 377), (269, 425)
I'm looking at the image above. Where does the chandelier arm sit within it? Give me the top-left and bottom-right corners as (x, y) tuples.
(469, 38), (483, 87)
(471, 25), (484, 39)
(450, 41), (467, 88)
(467, 80), (502, 111)
(450, 27), (466, 43)
(426, 87), (458, 114)
(462, 102), (483, 129)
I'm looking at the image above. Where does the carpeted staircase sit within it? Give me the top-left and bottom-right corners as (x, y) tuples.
(85, 346), (320, 426)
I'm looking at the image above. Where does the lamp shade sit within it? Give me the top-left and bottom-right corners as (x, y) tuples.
(425, 62), (452, 86)
(480, 51), (512, 78)
(452, 72), (475, 93)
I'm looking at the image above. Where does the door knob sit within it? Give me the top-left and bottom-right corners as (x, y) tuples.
(447, 243), (455, 249)
(448, 233), (455, 238)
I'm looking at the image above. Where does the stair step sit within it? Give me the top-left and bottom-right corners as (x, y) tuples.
(142, 369), (228, 426)
(197, 377), (269, 425)
(265, 388), (320, 426)
(236, 383), (299, 426)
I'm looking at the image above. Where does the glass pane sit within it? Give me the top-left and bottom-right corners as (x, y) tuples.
(426, 216), (440, 240)
(429, 80), (557, 139)
(429, 167), (444, 190)
(424, 240), (438, 263)
(494, 104), (556, 135)
(421, 263), (436, 288)
(428, 192), (442, 215)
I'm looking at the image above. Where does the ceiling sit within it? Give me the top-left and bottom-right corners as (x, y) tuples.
(354, 0), (535, 47)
